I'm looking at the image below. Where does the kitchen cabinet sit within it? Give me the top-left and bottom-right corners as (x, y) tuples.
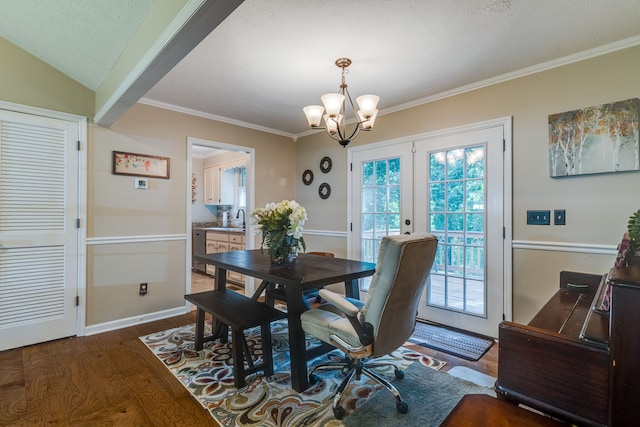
(205, 231), (245, 284)
(203, 166), (234, 205)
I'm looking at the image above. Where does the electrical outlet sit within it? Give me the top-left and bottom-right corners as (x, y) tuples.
(554, 209), (566, 225)
(139, 282), (148, 295)
(527, 210), (550, 225)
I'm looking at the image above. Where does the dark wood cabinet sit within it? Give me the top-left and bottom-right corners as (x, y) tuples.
(496, 268), (640, 427)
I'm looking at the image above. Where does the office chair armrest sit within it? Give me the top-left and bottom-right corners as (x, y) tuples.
(319, 289), (373, 345)
(318, 289), (360, 317)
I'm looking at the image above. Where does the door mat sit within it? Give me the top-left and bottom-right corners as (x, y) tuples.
(409, 321), (494, 361)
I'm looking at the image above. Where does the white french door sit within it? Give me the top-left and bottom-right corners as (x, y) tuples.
(349, 119), (510, 338)
(0, 108), (82, 351)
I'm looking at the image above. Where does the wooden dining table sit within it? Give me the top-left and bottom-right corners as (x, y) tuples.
(194, 249), (376, 392)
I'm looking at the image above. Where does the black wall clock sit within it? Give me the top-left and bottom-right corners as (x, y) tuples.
(302, 169), (313, 185)
(318, 182), (331, 199)
(320, 156), (332, 173)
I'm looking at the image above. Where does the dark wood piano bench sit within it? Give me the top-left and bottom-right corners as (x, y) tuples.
(440, 394), (567, 427)
(184, 290), (287, 389)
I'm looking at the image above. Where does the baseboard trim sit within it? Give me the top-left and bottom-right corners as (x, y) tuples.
(82, 305), (189, 336)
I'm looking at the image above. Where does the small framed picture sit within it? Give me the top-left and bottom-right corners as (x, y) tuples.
(134, 178), (148, 189)
(113, 151), (170, 179)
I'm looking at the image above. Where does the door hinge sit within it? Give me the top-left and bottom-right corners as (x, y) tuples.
(76, 218), (81, 228)
(350, 223), (353, 232)
(503, 227), (505, 239)
(75, 295), (80, 306)
(350, 162), (352, 172)
(503, 139), (506, 151)
(502, 313), (506, 321)
(77, 140), (81, 151)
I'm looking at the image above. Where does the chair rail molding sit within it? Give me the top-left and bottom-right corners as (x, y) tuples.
(512, 240), (617, 255)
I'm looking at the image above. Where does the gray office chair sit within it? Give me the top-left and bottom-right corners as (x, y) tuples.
(300, 233), (438, 419)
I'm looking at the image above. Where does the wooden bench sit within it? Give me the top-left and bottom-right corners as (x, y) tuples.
(184, 290), (287, 389)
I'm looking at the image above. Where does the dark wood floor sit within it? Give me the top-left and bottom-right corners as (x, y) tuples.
(0, 287), (498, 426)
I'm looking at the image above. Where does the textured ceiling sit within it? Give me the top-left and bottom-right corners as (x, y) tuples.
(1, 0), (640, 138)
(144, 0), (640, 137)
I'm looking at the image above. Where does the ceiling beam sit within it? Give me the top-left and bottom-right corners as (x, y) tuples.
(94, 0), (243, 126)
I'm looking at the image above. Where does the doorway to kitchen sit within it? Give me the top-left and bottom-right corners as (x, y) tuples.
(187, 137), (255, 297)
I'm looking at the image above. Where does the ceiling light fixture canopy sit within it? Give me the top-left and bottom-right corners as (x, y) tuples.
(303, 58), (379, 147)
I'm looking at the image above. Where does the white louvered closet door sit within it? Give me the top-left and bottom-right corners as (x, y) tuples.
(0, 109), (79, 351)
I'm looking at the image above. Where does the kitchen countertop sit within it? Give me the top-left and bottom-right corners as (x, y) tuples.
(195, 227), (245, 232)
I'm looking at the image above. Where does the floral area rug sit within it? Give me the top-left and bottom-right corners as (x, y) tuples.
(140, 320), (445, 427)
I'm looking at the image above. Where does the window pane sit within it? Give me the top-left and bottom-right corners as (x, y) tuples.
(466, 213), (484, 233)
(362, 214), (373, 234)
(447, 149), (464, 180)
(374, 214), (388, 235)
(375, 160), (387, 186)
(430, 152), (445, 181)
(389, 186), (400, 213)
(362, 187), (375, 213)
(430, 213), (445, 232)
(388, 158), (400, 184)
(446, 181), (464, 212)
(363, 161), (374, 186)
(466, 246), (484, 279)
(430, 183), (445, 211)
(389, 213), (401, 233)
(375, 187), (388, 212)
(466, 179), (484, 211)
(447, 213), (464, 231)
(466, 146), (485, 179)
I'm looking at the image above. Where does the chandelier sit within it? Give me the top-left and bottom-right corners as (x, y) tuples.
(303, 58), (379, 147)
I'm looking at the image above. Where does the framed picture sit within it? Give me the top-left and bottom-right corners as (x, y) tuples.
(113, 151), (170, 179)
(548, 98), (639, 177)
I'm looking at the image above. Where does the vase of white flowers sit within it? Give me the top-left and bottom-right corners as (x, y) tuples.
(251, 200), (307, 264)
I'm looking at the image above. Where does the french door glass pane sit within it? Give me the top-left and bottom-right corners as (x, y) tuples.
(361, 157), (401, 291)
(428, 145), (487, 317)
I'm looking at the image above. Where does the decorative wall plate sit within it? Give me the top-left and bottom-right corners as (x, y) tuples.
(302, 169), (313, 185)
(320, 156), (332, 173)
(318, 182), (331, 199)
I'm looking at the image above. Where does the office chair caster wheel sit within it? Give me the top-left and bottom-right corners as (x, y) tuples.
(396, 400), (409, 413)
(333, 406), (346, 420)
(394, 367), (404, 379)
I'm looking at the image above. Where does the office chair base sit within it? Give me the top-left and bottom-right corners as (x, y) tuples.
(309, 359), (408, 419)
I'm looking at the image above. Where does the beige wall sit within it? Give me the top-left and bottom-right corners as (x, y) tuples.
(85, 102), (296, 326)
(0, 37), (94, 118)
(296, 45), (640, 323)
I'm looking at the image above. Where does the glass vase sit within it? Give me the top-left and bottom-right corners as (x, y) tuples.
(268, 235), (299, 265)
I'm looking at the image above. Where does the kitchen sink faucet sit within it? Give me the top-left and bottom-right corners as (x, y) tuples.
(236, 208), (246, 230)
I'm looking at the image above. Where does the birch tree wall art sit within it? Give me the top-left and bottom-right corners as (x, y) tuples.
(548, 98), (639, 177)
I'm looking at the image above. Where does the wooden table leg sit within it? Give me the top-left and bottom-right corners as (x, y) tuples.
(194, 308), (205, 351)
(285, 285), (309, 392)
(344, 279), (360, 299)
(214, 267), (227, 290)
(231, 328), (246, 389)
